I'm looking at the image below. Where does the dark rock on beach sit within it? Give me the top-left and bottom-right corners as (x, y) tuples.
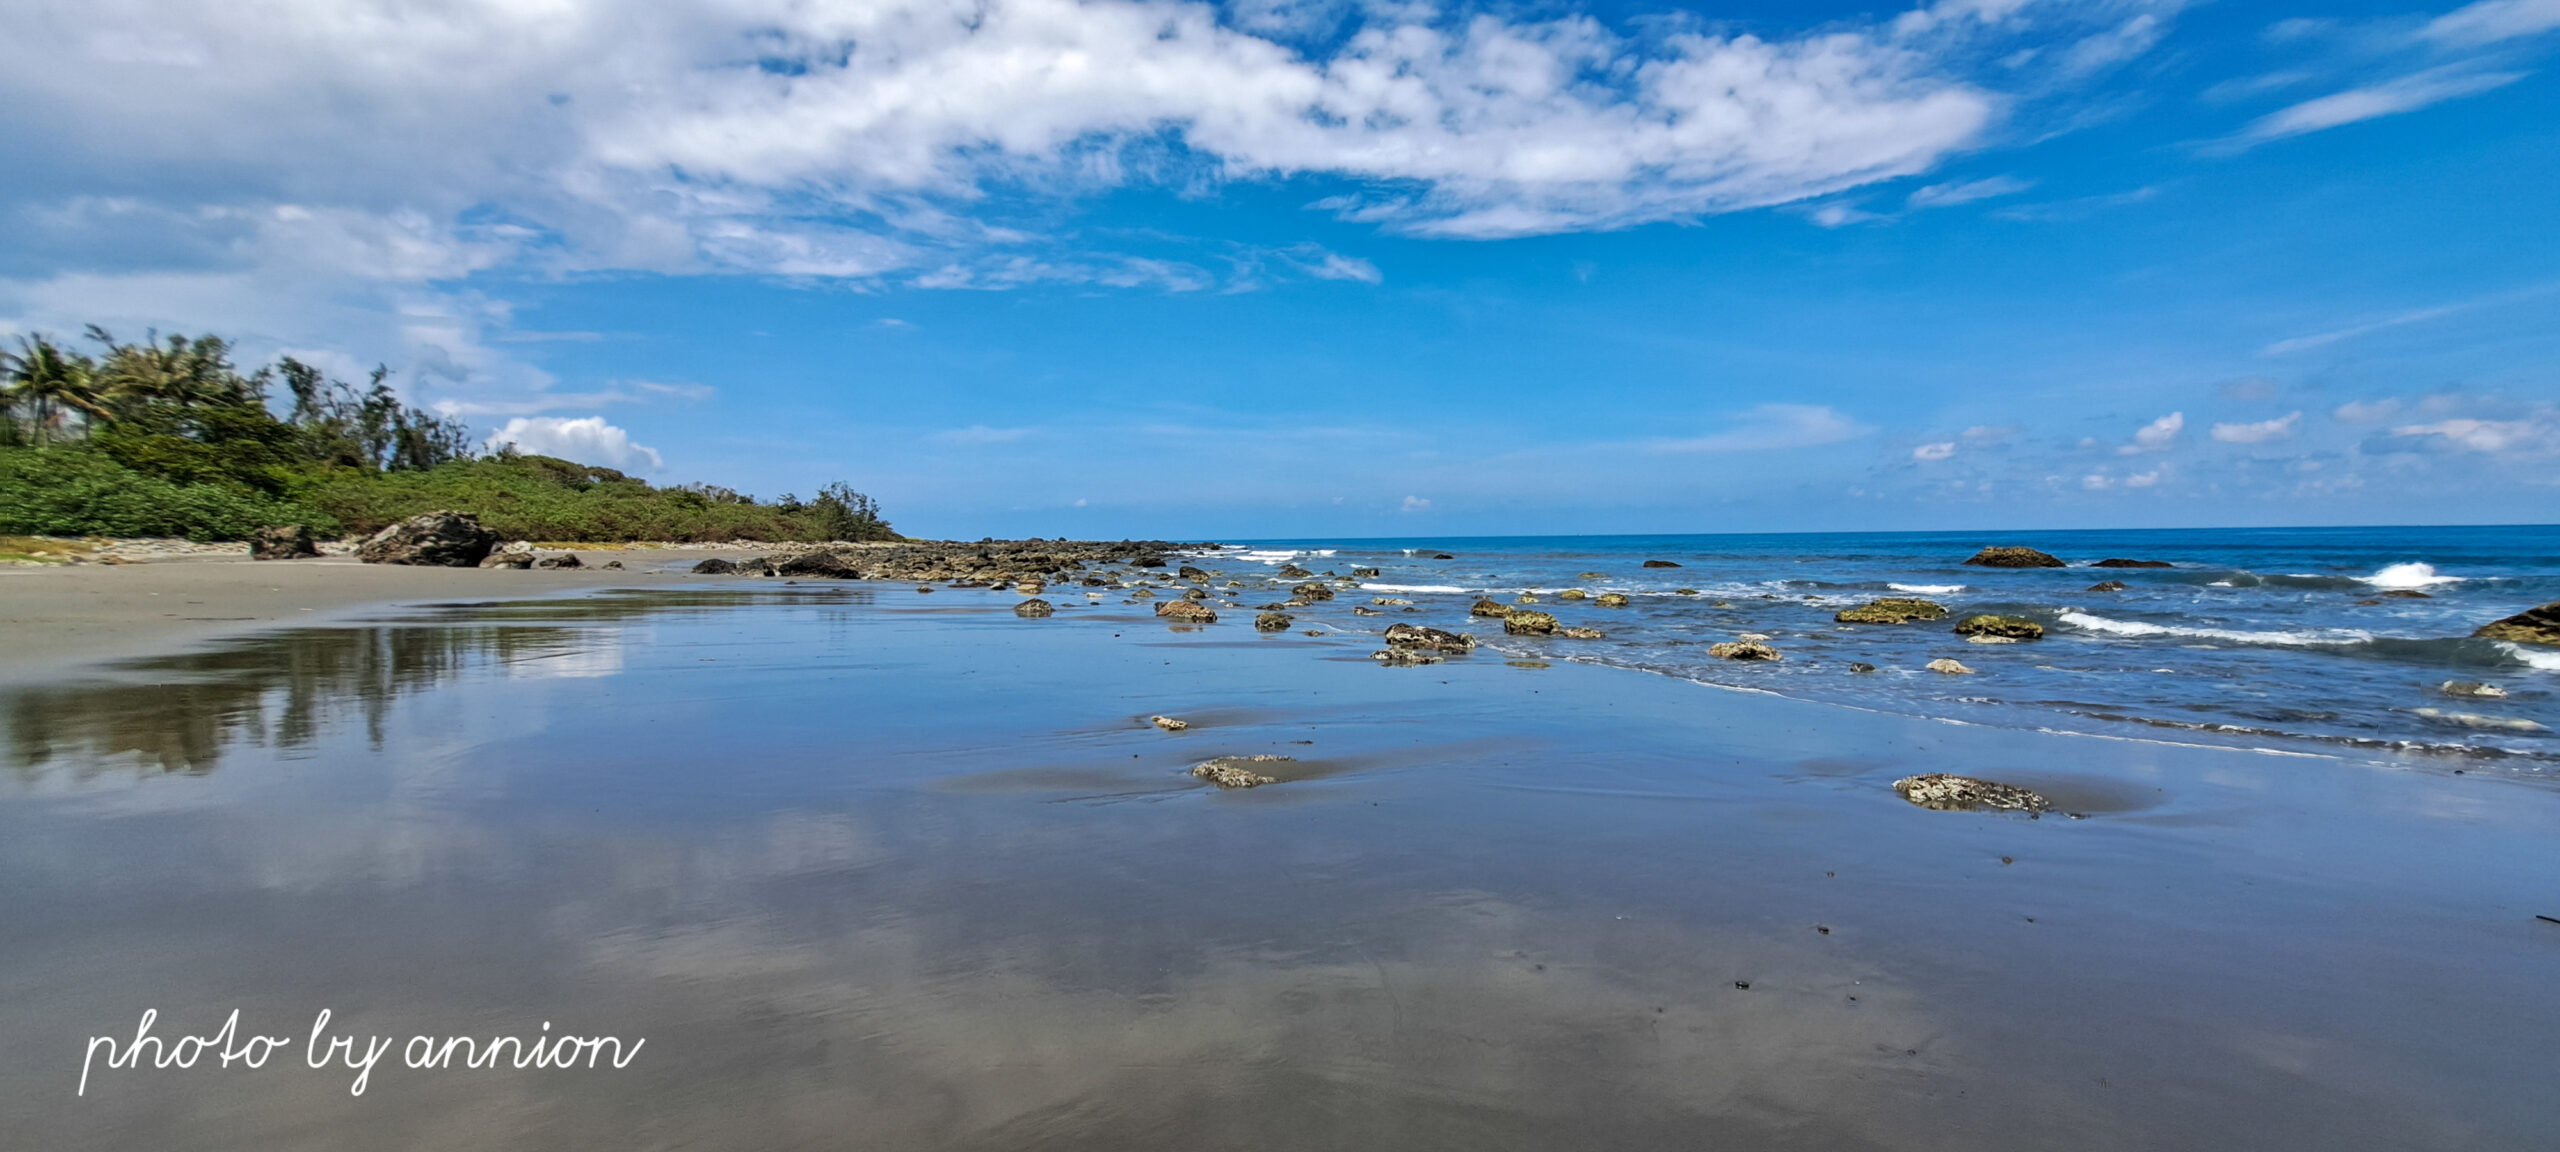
(480, 550), (534, 570)
(1707, 640), (1780, 661)
(1642, 559), (1682, 568)
(1277, 564), (1314, 579)
(1292, 583), (1336, 602)
(1192, 756), (1288, 788)
(2091, 558), (2174, 569)
(1893, 773), (2053, 815)
(534, 553), (582, 570)
(2087, 580), (2128, 592)
(1963, 546), (2066, 569)
(1385, 623), (1476, 654)
(1371, 647), (1443, 666)
(1352, 567), (1380, 578)
(1953, 614), (2044, 640)
(1255, 611), (1293, 632)
(1502, 610), (1559, 636)
(1834, 597), (1948, 624)
(2475, 600), (2560, 646)
(1470, 598), (1511, 618)
(1849, 661), (1877, 673)
(248, 525), (320, 561)
(357, 511), (500, 567)
(1014, 598), (1054, 618)
(1156, 600), (1217, 623)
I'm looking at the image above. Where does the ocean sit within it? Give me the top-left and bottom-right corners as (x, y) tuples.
(1213, 525), (2560, 768)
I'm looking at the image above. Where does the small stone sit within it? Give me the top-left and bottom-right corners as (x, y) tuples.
(534, 553), (583, 569)
(1372, 648), (1444, 666)
(1893, 773), (2051, 814)
(1926, 658), (1975, 675)
(1255, 611), (1293, 631)
(1191, 756), (1288, 788)
(481, 550), (535, 570)
(1559, 627), (1605, 639)
(1150, 715), (1189, 731)
(1014, 598), (1054, 617)
(1384, 623), (1475, 654)
(1834, 598), (1948, 624)
(248, 525), (320, 561)
(1292, 582), (1337, 602)
(1558, 588), (1589, 600)
(1470, 598), (1511, 618)
(1849, 661), (1877, 673)
(2086, 580), (2128, 592)
(1595, 593), (1630, 608)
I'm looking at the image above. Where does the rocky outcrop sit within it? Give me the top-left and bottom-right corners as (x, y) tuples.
(2092, 558), (2174, 569)
(1502, 610), (1558, 636)
(1558, 589), (1588, 600)
(1834, 597), (1948, 624)
(248, 525), (320, 561)
(357, 511), (500, 567)
(2475, 601), (2560, 646)
(1255, 611), (1293, 632)
(1963, 546), (2065, 569)
(2086, 580), (2128, 592)
(1014, 598), (1054, 618)
(775, 551), (857, 578)
(534, 553), (583, 569)
(1291, 583), (1336, 602)
(1925, 658), (1975, 674)
(1384, 623), (1475, 654)
(1707, 640), (1779, 661)
(480, 550), (535, 570)
(1277, 564), (1314, 579)
(1156, 600), (1217, 623)
(1642, 559), (1682, 568)
(1470, 598), (1510, 618)
(1953, 614), (2044, 640)
(1893, 773), (2052, 815)
(1192, 756), (1288, 788)
(1595, 593), (1630, 608)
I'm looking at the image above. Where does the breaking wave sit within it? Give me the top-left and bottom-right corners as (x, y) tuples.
(2362, 562), (2462, 589)
(2058, 611), (2373, 648)
(1889, 583), (1966, 594)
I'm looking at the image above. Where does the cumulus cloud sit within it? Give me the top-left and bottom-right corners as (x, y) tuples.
(486, 416), (664, 471)
(2121, 411), (2183, 453)
(1653, 404), (1872, 453)
(2211, 411), (2301, 443)
(1401, 495), (1431, 512)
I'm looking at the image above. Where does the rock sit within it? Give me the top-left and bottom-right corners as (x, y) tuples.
(1642, 559), (1682, 568)
(1559, 627), (1605, 639)
(2380, 589), (2431, 599)
(1966, 634), (2023, 645)
(1177, 565), (1210, 580)
(1015, 580), (1045, 594)
(1962, 546), (2066, 569)
(600, 560), (624, 570)
(1372, 597), (1413, 606)
(1515, 593), (1539, 604)
(1707, 640), (1780, 661)
(1893, 773), (2052, 814)
(2355, 598), (2382, 606)
(1255, 611), (1293, 631)
(1182, 588), (1209, 601)
(1014, 598), (1054, 617)
(1157, 600), (1217, 623)
(1676, 588), (1700, 596)
(1371, 648), (1444, 666)
(357, 511), (500, 567)
(774, 552), (856, 578)
(1595, 593), (1631, 608)
(534, 553), (583, 569)
(1150, 715), (1189, 731)
(1926, 658), (1976, 675)
(1384, 623), (1476, 654)
(690, 558), (738, 574)
(2440, 680), (2507, 698)
(1191, 756), (1289, 788)
(1834, 597), (1948, 624)
(248, 525), (320, 561)
(1502, 610), (1559, 636)
(1292, 582), (1336, 602)
(1470, 598), (1511, 618)
(2086, 580), (2128, 592)
(1352, 567), (1380, 578)
(2091, 558), (2174, 568)
(2474, 601), (2560, 646)
(1953, 614), (2044, 640)
(480, 550), (535, 569)
(1558, 588), (1589, 600)
(732, 557), (773, 576)
(1351, 606), (1381, 616)
(1277, 564), (1314, 579)
(1849, 661), (1877, 673)
(1431, 553), (1457, 560)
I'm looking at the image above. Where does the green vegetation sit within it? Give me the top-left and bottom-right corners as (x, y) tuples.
(2, 327), (894, 543)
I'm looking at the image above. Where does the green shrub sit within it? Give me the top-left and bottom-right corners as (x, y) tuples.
(0, 446), (335, 540)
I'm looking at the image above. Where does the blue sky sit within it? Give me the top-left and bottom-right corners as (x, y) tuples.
(2, 0), (2555, 538)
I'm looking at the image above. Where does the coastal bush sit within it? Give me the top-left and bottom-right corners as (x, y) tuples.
(0, 445), (334, 540)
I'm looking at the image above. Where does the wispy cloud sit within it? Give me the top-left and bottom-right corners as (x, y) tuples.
(2211, 411), (2301, 443)
(1906, 175), (2036, 209)
(2223, 66), (2525, 149)
(1651, 404), (1872, 454)
(2423, 0), (2560, 47)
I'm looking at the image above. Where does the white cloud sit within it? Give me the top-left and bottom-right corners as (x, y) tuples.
(1652, 404), (1873, 453)
(1905, 175), (2034, 209)
(1401, 495), (1431, 512)
(2423, 0), (2560, 46)
(2211, 411), (2301, 443)
(2388, 416), (2548, 454)
(2229, 66), (2525, 148)
(1913, 441), (1958, 461)
(2120, 411), (2183, 453)
(2122, 467), (2162, 487)
(486, 415), (664, 471)
(2333, 398), (2402, 423)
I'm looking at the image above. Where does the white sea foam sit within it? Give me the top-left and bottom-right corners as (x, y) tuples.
(2058, 611), (2371, 647)
(1889, 583), (1966, 595)
(2499, 643), (2560, 671)
(2362, 562), (2461, 589)
(1362, 583), (1473, 594)
(1230, 548), (1336, 565)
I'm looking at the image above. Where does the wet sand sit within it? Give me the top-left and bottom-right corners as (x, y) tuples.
(3, 584), (2557, 1149)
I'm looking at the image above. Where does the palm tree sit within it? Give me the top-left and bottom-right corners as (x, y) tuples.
(3, 335), (99, 442)
(86, 327), (249, 413)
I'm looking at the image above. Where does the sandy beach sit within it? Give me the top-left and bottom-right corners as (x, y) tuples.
(4, 566), (2557, 1150)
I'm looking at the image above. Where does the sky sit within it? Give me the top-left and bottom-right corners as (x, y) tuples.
(1, 0), (2555, 539)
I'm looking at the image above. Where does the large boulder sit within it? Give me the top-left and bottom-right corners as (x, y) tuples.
(1014, 598), (1054, 618)
(248, 525), (320, 561)
(1291, 582), (1336, 602)
(2092, 558), (2174, 569)
(1708, 640), (1780, 661)
(2474, 601), (2560, 646)
(533, 553), (583, 570)
(479, 550), (535, 569)
(775, 551), (857, 578)
(1892, 774), (2052, 815)
(1502, 610), (1559, 636)
(1953, 614), (2044, 640)
(1470, 598), (1511, 618)
(1255, 611), (1293, 632)
(1157, 600), (1218, 623)
(1384, 623), (1475, 654)
(1835, 597), (1949, 624)
(1595, 593), (1631, 608)
(1963, 546), (2066, 569)
(357, 511), (500, 567)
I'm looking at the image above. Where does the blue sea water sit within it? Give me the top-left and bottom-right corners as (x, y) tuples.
(1212, 525), (2560, 768)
